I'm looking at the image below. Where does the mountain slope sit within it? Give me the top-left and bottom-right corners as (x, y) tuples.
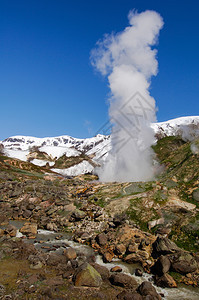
(1, 116), (199, 176)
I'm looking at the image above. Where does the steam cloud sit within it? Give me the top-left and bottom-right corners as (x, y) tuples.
(91, 10), (164, 182)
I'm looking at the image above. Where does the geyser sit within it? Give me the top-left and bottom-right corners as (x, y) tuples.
(91, 10), (164, 182)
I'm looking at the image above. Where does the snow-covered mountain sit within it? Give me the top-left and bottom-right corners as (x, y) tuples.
(152, 116), (199, 141)
(1, 116), (199, 176)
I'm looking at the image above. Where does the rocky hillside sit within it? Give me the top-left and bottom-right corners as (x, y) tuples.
(1, 116), (199, 177)
(0, 133), (199, 298)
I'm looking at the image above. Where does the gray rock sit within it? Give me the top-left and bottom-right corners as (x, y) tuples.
(64, 247), (77, 260)
(73, 262), (102, 287)
(110, 273), (137, 288)
(96, 232), (107, 246)
(70, 209), (86, 221)
(152, 237), (179, 257)
(135, 268), (143, 277)
(170, 251), (197, 274)
(137, 281), (161, 300)
(91, 262), (110, 280)
(155, 273), (177, 288)
(117, 291), (143, 300)
(151, 255), (171, 276)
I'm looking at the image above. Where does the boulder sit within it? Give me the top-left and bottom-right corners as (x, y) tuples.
(124, 250), (149, 264)
(91, 263), (110, 280)
(96, 232), (107, 246)
(20, 222), (37, 238)
(73, 263), (102, 287)
(170, 252), (198, 274)
(64, 247), (77, 260)
(102, 251), (114, 263)
(137, 281), (161, 300)
(152, 237), (179, 257)
(117, 291), (143, 300)
(135, 268), (143, 277)
(151, 255), (171, 276)
(110, 273), (137, 289)
(4, 224), (17, 237)
(155, 273), (177, 288)
(111, 266), (122, 273)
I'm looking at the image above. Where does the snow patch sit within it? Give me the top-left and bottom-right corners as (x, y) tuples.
(52, 160), (93, 176)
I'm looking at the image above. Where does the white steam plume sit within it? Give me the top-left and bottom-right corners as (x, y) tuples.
(91, 10), (164, 182)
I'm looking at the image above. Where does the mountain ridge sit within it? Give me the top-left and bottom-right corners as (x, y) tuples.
(1, 116), (199, 176)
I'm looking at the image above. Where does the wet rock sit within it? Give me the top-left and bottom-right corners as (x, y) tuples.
(135, 268), (143, 277)
(155, 273), (177, 288)
(96, 232), (107, 246)
(151, 255), (171, 276)
(102, 250), (114, 263)
(91, 263), (110, 280)
(4, 224), (17, 237)
(137, 281), (161, 300)
(170, 251), (198, 274)
(73, 262), (102, 287)
(117, 291), (143, 300)
(111, 266), (122, 272)
(64, 247), (77, 260)
(110, 273), (137, 289)
(124, 250), (149, 264)
(20, 222), (37, 238)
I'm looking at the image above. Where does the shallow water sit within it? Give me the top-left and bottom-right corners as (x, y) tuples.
(6, 220), (199, 300)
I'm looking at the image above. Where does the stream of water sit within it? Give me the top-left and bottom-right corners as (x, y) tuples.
(6, 221), (199, 300)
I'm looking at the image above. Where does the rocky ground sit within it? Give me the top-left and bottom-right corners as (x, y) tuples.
(0, 136), (199, 299)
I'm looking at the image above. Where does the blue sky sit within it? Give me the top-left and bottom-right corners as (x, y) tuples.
(1, 0), (199, 140)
